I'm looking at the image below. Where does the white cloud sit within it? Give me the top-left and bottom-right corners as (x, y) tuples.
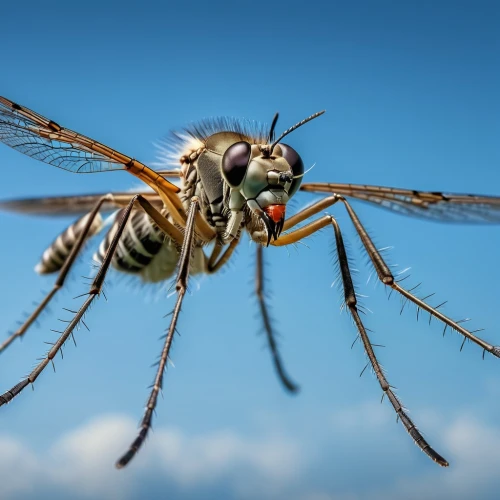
(153, 427), (300, 486)
(324, 401), (500, 500)
(2, 407), (500, 500)
(47, 415), (137, 499)
(0, 436), (40, 497)
(364, 414), (500, 500)
(0, 414), (303, 500)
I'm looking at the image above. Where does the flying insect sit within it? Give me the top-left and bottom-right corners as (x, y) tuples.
(0, 96), (499, 468)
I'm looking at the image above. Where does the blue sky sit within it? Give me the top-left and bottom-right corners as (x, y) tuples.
(0, 1), (500, 499)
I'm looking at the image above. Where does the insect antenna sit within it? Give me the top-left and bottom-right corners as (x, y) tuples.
(267, 112), (280, 143)
(270, 110), (325, 152)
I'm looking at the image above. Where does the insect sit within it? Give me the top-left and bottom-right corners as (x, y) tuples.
(0, 96), (499, 469)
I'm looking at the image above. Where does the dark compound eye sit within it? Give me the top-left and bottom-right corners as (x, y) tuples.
(279, 144), (304, 196)
(222, 141), (251, 188)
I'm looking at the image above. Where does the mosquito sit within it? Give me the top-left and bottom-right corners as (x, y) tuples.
(0, 96), (499, 469)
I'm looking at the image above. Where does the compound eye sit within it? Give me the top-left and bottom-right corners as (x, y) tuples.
(222, 141), (251, 188)
(279, 144), (304, 196)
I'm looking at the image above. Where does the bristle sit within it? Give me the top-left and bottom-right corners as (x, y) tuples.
(154, 117), (269, 170)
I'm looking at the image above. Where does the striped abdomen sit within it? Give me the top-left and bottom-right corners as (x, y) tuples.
(36, 213), (103, 274)
(93, 209), (167, 277)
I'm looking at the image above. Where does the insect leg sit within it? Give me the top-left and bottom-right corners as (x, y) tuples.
(265, 196), (341, 247)
(205, 195), (339, 398)
(255, 244), (299, 393)
(339, 198), (500, 358)
(135, 196), (184, 246)
(249, 199), (345, 392)
(0, 195), (112, 355)
(272, 212), (448, 465)
(272, 216), (333, 246)
(116, 196), (200, 469)
(0, 194), (147, 407)
(282, 195), (341, 232)
(330, 216), (448, 466)
(195, 211), (217, 241)
(207, 238), (239, 273)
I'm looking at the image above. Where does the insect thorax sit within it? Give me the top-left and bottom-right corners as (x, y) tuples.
(166, 121), (269, 240)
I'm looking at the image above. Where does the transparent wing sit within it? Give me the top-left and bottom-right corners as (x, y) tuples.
(0, 97), (129, 173)
(0, 96), (179, 194)
(301, 182), (500, 224)
(0, 192), (163, 217)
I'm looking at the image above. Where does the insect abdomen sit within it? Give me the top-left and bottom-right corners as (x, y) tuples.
(93, 209), (166, 276)
(35, 213), (103, 274)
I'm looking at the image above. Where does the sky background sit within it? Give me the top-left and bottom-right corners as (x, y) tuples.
(0, 1), (500, 499)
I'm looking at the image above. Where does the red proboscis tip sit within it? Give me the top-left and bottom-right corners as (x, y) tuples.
(264, 205), (286, 223)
